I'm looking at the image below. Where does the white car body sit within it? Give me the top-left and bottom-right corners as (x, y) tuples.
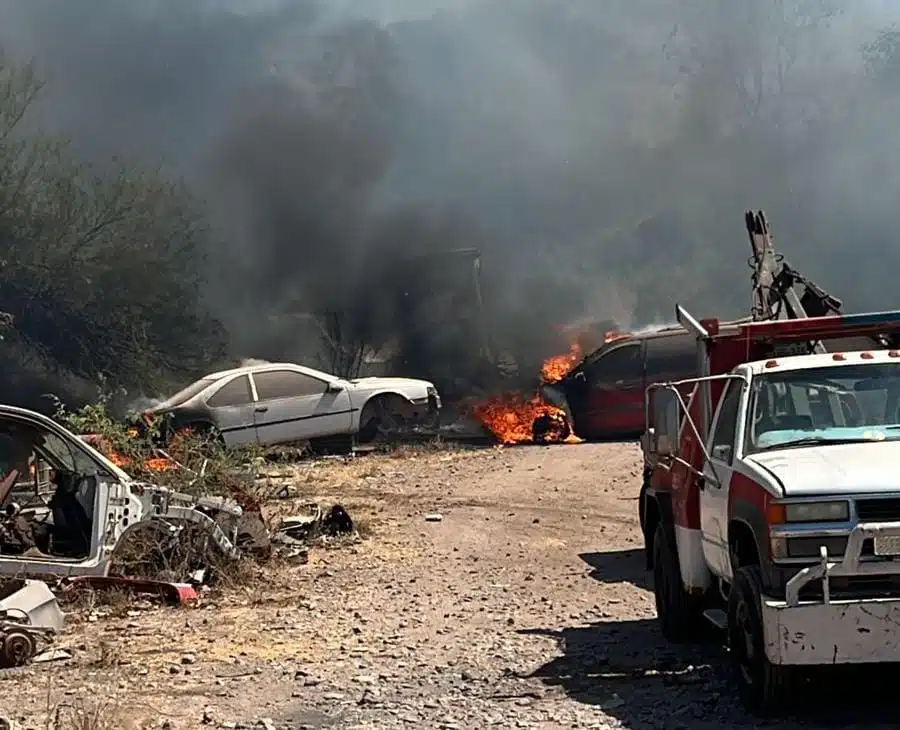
(147, 362), (442, 447)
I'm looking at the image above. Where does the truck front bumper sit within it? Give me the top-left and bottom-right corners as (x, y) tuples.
(762, 521), (900, 665)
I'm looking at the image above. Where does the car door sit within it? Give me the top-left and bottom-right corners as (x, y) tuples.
(700, 379), (743, 579)
(250, 369), (353, 445)
(204, 374), (258, 446)
(583, 341), (645, 436)
(644, 333), (698, 394)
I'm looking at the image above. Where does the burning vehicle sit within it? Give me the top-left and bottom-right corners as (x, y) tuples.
(540, 327), (698, 441)
(468, 327), (640, 445)
(138, 361), (442, 448)
(0, 404), (262, 579)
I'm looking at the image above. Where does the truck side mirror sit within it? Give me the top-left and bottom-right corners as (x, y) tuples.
(650, 387), (681, 457)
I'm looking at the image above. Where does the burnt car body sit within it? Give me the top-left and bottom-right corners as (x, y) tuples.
(541, 328), (698, 441)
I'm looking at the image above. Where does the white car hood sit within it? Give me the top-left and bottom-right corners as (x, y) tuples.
(746, 441), (900, 496)
(348, 377), (432, 389)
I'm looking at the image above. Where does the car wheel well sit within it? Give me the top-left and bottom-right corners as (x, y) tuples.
(360, 393), (410, 419)
(357, 393), (412, 444)
(729, 520), (760, 569)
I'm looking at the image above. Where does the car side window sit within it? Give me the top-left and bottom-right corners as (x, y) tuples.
(585, 343), (642, 382)
(253, 370), (326, 401)
(710, 381), (742, 464)
(207, 375), (254, 408)
(644, 336), (698, 379)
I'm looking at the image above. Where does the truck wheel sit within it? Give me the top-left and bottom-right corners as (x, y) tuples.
(653, 523), (700, 642)
(727, 565), (794, 716)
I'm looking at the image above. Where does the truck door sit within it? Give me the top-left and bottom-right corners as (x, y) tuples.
(582, 341), (644, 436)
(700, 379), (743, 579)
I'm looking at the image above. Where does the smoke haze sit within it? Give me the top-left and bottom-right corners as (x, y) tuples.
(2, 0), (900, 392)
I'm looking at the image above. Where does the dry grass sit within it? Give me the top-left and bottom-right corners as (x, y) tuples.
(40, 694), (137, 730)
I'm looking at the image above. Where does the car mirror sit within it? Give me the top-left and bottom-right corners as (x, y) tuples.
(326, 383), (344, 393)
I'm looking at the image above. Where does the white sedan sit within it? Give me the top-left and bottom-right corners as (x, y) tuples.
(142, 362), (442, 447)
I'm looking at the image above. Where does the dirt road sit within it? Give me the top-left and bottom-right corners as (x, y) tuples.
(1, 443), (898, 729)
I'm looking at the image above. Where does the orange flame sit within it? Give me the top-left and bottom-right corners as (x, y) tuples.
(469, 393), (582, 445)
(603, 330), (631, 345)
(540, 342), (583, 384)
(82, 434), (175, 473)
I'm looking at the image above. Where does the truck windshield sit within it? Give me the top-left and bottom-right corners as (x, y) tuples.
(746, 362), (900, 453)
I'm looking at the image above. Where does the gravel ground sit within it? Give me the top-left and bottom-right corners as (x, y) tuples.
(0, 442), (898, 729)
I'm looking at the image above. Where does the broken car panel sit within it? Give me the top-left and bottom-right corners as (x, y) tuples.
(0, 405), (245, 579)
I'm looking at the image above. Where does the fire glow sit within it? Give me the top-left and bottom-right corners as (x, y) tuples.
(81, 433), (176, 473)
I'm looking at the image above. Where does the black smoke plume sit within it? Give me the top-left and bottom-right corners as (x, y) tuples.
(2, 0), (900, 406)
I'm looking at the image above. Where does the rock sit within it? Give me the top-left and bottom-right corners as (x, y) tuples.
(424, 513), (444, 522)
(181, 653), (198, 665)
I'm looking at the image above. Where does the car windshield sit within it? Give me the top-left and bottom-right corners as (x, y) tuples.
(745, 362), (900, 454)
(154, 377), (218, 411)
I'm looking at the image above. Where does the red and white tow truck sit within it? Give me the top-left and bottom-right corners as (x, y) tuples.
(640, 219), (900, 713)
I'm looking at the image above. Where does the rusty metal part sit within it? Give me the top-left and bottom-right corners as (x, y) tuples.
(60, 576), (199, 605)
(0, 627), (35, 667)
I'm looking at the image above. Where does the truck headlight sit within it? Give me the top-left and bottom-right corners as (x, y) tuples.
(784, 501), (849, 523)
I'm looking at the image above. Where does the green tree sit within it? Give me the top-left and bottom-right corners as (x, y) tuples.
(0, 56), (226, 406)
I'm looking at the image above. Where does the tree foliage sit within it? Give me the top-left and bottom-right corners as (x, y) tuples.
(0, 58), (226, 407)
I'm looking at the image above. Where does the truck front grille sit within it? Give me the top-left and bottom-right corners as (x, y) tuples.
(855, 498), (900, 522)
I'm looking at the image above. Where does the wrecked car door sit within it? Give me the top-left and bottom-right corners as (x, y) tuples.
(0, 417), (107, 571)
(204, 374), (258, 446)
(250, 369), (353, 445)
(581, 341), (645, 438)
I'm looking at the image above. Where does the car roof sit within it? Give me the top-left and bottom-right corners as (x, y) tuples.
(203, 362), (333, 381)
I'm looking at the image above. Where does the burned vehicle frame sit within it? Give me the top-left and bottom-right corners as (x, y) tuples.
(0, 405), (251, 579)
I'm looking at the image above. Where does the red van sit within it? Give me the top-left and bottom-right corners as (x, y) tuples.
(543, 327), (698, 440)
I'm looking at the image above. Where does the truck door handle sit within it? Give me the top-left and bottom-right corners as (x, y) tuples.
(254, 406), (269, 413)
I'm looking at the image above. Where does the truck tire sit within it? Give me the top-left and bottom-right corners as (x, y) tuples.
(652, 522), (700, 642)
(727, 565), (794, 716)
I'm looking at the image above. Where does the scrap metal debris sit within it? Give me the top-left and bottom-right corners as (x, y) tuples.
(275, 504), (354, 544)
(0, 579), (62, 668)
(60, 576), (200, 605)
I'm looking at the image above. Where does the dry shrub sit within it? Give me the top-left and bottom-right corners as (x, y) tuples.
(51, 396), (265, 501)
(45, 697), (132, 730)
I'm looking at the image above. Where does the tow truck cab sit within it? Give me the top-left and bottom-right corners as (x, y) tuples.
(641, 307), (900, 715)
